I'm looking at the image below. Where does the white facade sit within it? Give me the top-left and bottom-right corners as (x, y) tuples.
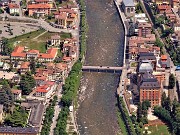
(9, 8), (19, 14)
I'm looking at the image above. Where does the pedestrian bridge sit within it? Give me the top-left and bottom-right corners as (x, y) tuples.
(82, 66), (125, 73)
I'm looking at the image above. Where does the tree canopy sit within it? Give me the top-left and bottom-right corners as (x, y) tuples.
(19, 72), (36, 95)
(0, 84), (14, 112)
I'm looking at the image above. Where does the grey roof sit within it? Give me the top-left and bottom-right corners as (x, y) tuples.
(123, 0), (135, 7)
(140, 72), (160, 89)
(0, 127), (38, 134)
(28, 103), (45, 127)
(138, 60), (153, 73)
(138, 52), (156, 61)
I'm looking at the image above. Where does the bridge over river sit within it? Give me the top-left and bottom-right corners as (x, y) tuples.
(82, 65), (125, 73)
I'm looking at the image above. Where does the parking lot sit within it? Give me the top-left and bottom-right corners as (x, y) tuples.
(0, 21), (40, 39)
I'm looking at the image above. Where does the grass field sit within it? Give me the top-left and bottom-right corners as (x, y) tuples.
(143, 125), (170, 135)
(8, 29), (72, 53)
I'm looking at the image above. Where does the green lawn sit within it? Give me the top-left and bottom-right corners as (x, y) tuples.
(8, 29), (72, 53)
(143, 125), (170, 135)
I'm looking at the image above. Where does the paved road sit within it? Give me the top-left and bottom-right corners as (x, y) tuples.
(49, 85), (62, 135)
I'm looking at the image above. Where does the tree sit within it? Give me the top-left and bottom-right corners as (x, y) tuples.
(30, 58), (36, 74)
(172, 98), (179, 117)
(137, 103), (142, 122)
(161, 92), (167, 108)
(4, 106), (28, 127)
(169, 74), (175, 89)
(20, 72), (35, 95)
(164, 97), (171, 113)
(129, 23), (135, 36)
(1, 37), (13, 55)
(0, 84), (14, 112)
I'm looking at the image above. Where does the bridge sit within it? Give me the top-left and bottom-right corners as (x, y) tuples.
(82, 66), (125, 73)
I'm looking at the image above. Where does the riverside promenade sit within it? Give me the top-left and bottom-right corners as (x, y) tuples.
(114, 0), (130, 114)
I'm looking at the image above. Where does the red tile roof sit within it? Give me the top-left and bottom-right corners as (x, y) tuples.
(57, 12), (67, 20)
(11, 89), (21, 94)
(59, 8), (77, 14)
(11, 46), (58, 60)
(161, 55), (167, 60)
(20, 62), (30, 69)
(157, 5), (171, 10)
(28, 4), (50, 9)
(35, 81), (55, 93)
(56, 63), (67, 71)
(11, 46), (26, 57)
(8, 3), (19, 9)
(27, 49), (39, 54)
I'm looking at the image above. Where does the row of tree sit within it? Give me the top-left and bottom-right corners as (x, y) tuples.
(154, 92), (180, 134)
(54, 0), (87, 133)
(118, 97), (136, 135)
(41, 96), (57, 135)
(78, 0), (87, 61)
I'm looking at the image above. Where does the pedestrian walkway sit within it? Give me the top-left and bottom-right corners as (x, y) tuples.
(33, 30), (47, 40)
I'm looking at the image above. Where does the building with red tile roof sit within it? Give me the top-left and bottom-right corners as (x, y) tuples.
(11, 46), (58, 62)
(129, 34), (156, 45)
(35, 81), (57, 99)
(28, 3), (51, 16)
(8, 3), (19, 15)
(11, 89), (22, 100)
(54, 8), (77, 28)
(20, 62), (30, 73)
(157, 5), (171, 14)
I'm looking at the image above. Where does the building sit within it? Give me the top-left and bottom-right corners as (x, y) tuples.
(0, 105), (3, 123)
(138, 52), (157, 69)
(28, 4), (51, 17)
(20, 62), (30, 73)
(160, 55), (170, 68)
(174, 23), (180, 32)
(8, 3), (19, 15)
(35, 81), (57, 99)
(11, 46), (58, 62)
(138, 22), (152, 37)
(172, 0), (179, 8)
(138, 60), (154, 74)
(139, 72), (162, 107)
(129, 34), (156, 45)
(0, 127), (38, 135)
(11, 89), (22, 100)
(48, 35), (61, 47)
(122, 0), (135, 18)
(155, 0), (171, 5)
(157, 5), (171, 14)
(54, 8), (77, 28)
(134, 13), (148, 23)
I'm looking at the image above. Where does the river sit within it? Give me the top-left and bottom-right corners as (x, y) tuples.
(77, 0), (125, 135)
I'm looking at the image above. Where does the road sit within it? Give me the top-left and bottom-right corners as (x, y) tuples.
(140, 0), (178, 100)
(49, 85), (62, 135)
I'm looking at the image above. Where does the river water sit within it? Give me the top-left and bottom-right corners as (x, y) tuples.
(77, 0), (125, 135)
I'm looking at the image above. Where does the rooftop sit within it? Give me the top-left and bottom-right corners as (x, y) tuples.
(28, 4), (50, 9)
(0, 127), (38, 134)
(122, 0), (135, 7)
(8, 3), (19, 8)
